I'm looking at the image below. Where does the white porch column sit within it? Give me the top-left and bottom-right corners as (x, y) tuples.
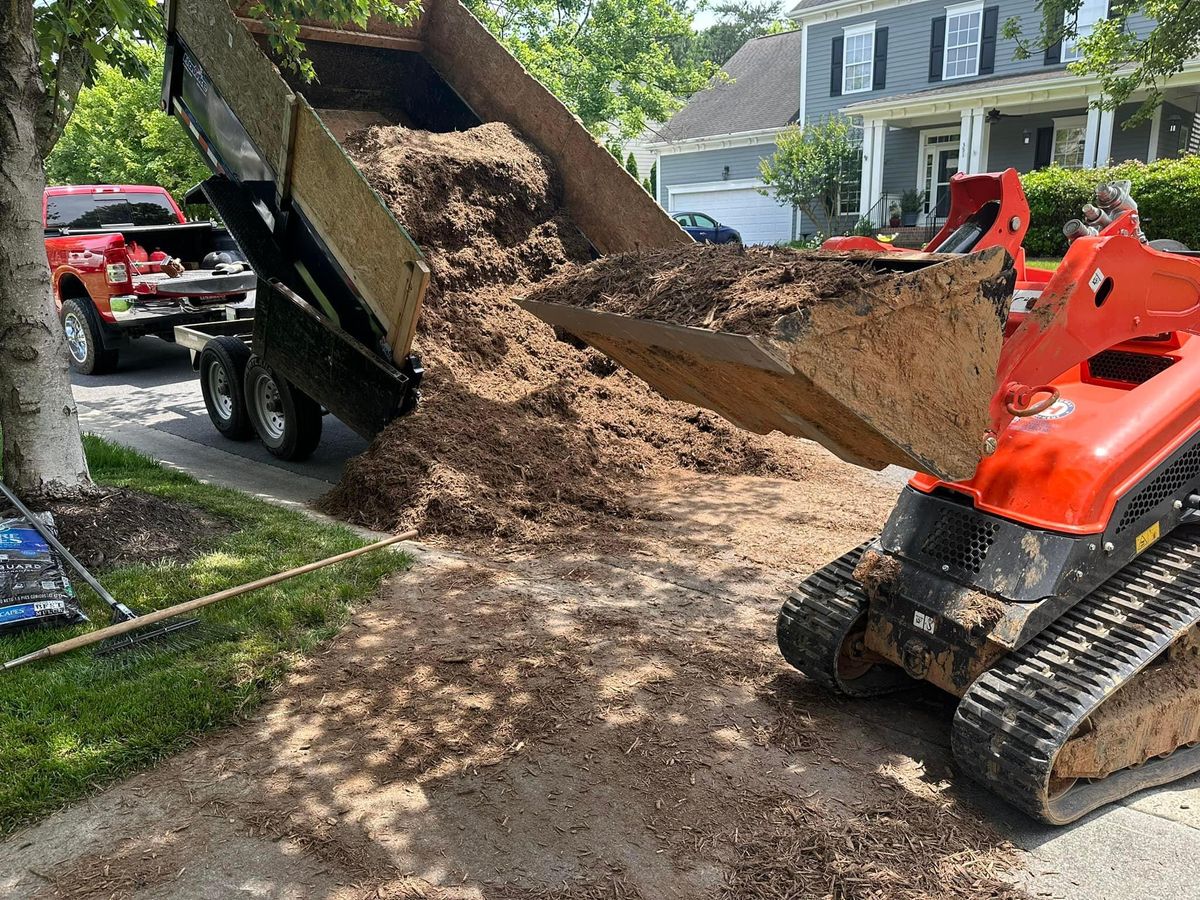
(1147, 105), (1163, 163)
(958, 108), (987, 174)
(1083, 98), (1115, 167)
(858, 119), (887, 218)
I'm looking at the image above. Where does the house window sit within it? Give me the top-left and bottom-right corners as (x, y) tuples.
(1052, 116), (1088, 167)
(1063, 0), (1108, 62)
(943, 2), (983, 79)
(843, 23), (875, 94)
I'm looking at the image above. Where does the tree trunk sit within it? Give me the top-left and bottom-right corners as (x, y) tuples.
(0, 0), (91, 497)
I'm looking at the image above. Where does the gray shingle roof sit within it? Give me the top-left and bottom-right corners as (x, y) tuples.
(655, 30), (802, 143)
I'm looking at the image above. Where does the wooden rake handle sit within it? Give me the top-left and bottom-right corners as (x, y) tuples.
(3, 529), (418, 671)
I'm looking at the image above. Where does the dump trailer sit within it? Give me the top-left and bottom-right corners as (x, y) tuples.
(521, 171), (1200, 824)
(162, 0), (687, 459)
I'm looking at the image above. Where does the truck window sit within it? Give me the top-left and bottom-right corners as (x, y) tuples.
(45, 193), (177, 230)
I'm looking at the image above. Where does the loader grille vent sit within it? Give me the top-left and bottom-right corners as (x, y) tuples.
(1087, 350), (1175, 385)
(921, 509), (999, 574)
(1116, 443), (1200, 533)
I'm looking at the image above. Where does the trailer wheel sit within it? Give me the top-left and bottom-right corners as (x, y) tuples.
(61, 298), (119, 375)
(199, 336), (253, 440)
(244, 357), (323, 461)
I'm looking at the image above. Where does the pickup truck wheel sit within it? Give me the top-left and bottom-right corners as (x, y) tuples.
(61, 298), (119, 375)
(199, 336), (253, 440)
(244, 358), (323, 461)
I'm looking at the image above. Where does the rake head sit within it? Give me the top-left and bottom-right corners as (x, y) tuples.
(93, 617), (237, 663)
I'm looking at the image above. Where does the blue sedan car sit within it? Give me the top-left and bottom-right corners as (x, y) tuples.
(671, 211), (742, 245)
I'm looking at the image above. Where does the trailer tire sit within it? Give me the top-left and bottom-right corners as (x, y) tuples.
(61, 298), (119, 375)
(199, 336), (253, 440)
(244, 357), (323, 461)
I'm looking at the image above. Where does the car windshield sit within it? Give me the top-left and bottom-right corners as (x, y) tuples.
(45, 193), (177, 229)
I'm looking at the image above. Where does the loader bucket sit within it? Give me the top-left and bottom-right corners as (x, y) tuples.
(518, 246), (1013, 481)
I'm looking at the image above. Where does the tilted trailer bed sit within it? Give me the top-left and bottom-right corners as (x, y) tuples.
(163, 0), (687, 459)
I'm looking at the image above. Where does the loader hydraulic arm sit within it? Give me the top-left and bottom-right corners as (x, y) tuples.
(989, 226), (1200, 443)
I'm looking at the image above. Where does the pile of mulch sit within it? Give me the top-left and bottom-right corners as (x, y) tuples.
(12, 488), (230, 571)
(320, 123), (808, 542)
(341, 122), (593, 295)
(527, 243), (889, 333)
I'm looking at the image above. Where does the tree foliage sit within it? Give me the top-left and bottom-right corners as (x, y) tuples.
(759, 117), (861, 238)
(677, 1), (789, 67)
(464, 0), (715, 138)
(1004, 0), (1200, 122)
(46, 47), (209, 201)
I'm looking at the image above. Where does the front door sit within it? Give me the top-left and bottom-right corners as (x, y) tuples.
(933, 146), (959, 218)
(920, 131), (960, 223)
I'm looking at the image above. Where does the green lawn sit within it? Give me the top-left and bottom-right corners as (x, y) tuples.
(0, 436), (410, 833)
(1025, 258), (1061, 271)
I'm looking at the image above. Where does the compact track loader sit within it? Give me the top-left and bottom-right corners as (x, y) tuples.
(522, 169), (1200, 823)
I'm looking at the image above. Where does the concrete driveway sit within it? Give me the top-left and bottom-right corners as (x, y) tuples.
(70, 336), (370, 508)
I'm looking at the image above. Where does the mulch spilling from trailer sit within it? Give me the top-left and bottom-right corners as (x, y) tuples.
(14, 488), (230, 571)
(321, 123), (811, 543)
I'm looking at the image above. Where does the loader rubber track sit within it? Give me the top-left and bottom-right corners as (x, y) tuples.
(953, 528), (1200, 824)
(777, 542), (911, 697)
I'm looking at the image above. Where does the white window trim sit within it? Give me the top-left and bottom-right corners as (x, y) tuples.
(942, 1), (984, 81)
(842, 22), (876, 95)
(1062, 0), (1108, 62)
(1052, 115), (1088, 167)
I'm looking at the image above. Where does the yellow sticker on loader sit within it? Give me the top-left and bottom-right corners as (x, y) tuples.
(1135, 521), (1161, 555)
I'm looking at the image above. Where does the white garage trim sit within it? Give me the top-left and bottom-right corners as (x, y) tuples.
(668, 178), (764, 196)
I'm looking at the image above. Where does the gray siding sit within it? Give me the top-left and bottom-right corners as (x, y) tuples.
(986, 107), (1087, 170)
(803, 0), (1136, 122)
(1157, 101), (1192, 160)
(658, 143), (776, 204)
(1111, 103), (1152, 163)
(881, 127), (919, 194)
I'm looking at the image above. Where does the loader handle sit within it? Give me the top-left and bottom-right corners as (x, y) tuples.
(1005, 383), (1060, 417)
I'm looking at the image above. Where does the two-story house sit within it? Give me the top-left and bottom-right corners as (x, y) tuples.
(810, 0), (1199, 227)
(649, 0), (1200, 243)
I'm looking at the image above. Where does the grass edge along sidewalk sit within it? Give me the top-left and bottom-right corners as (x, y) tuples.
(0, 435), (412, 834)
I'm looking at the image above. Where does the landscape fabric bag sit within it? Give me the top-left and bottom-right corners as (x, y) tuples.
(0, 514), (87, 634)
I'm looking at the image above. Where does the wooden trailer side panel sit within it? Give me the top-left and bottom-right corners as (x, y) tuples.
(289, 101), (430, 360)
(175, 0), (430, 361)
(420, 0), (690, 255)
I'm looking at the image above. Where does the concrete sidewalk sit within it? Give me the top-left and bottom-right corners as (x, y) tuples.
(70, 338), (368, 508)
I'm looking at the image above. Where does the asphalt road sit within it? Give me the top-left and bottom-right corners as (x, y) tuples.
(71, 335), (369, 506)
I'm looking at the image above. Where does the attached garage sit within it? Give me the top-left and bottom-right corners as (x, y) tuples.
(668, 180), (794, 245)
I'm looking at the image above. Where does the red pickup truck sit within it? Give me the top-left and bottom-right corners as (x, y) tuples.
(44, 184), (254, 374)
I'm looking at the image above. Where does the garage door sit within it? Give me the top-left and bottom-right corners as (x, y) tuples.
(669, 183), (793, 245)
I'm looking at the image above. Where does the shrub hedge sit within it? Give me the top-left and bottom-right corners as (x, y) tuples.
(1020, 156), (1200, 257)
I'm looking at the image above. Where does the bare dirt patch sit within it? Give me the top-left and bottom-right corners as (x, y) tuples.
(2, 470), (1029, 900)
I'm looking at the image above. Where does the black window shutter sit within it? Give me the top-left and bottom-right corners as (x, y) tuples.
(1034, 126), (1054, 167)
(831, 36), (844, 96)
(873, 27), (889, 90)
(929, 17), (946, 82)
(980, 7), (999, 74)
(1044, 8), (1064, 64)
